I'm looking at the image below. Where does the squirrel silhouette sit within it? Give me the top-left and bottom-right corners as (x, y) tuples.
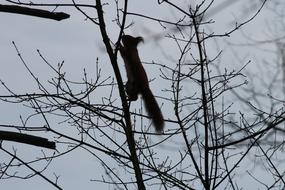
(119, 35), (164, 132)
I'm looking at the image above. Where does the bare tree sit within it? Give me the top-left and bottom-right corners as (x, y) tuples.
(1, 0), (284, 189)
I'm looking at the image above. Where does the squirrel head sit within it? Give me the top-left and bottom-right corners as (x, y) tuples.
(122, 35), (144, 48)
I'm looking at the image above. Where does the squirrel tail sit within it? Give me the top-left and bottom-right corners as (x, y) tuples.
(142, 88), (164, 132)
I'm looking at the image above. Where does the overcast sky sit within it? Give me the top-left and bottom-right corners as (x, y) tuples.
(0, 0), (281, 189)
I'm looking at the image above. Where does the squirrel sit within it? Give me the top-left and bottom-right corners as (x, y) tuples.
(119, 35), (164, 132)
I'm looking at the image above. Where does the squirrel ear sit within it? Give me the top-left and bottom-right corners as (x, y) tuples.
(136, 37), (144, 43)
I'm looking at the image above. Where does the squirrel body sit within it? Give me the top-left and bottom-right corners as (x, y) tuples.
(119, 35), (164, 132)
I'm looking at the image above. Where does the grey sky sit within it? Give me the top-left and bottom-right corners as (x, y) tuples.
(0, 0), (282, 189)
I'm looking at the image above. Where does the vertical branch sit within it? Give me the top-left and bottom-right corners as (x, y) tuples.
(114, 0), (128, 56)
(192, 14), (210, 189)
(95, 1), (146, 189)
(205, 51), (219, 188)
(173, 38), (206, 187)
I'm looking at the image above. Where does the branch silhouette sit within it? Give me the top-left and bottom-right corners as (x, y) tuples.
(0, 130), (55, 149)
(0, 4), (69, 21)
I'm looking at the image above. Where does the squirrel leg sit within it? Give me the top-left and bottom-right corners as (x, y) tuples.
(126, 80), (139, 101)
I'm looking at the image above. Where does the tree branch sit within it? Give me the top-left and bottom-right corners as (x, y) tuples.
(0, 4), (69, 21)
(0, 130), (55, 149)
